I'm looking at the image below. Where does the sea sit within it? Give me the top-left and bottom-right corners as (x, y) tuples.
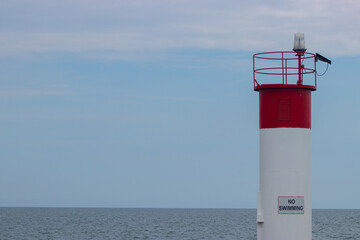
(1, 208), (359, 240)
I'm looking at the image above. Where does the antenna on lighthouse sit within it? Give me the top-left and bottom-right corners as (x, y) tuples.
(292, 33), (331, 84)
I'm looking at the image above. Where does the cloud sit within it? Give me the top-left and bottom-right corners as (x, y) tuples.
(1, 0), (360, 57)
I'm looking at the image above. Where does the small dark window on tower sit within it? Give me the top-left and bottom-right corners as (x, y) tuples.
(278, 99), (291, 121)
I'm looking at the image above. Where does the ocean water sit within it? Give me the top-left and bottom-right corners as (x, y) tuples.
(0, 208), (359, 240)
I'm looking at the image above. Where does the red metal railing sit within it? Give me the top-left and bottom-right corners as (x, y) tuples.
(253, 51), (317, 91)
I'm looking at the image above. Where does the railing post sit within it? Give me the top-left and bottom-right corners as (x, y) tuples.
(282, 52), (284, 84)
(285, 59), (288, 84)
(297, 54), (302, 85)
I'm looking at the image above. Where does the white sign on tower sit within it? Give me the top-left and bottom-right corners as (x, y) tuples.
(278, 196), (304, 214)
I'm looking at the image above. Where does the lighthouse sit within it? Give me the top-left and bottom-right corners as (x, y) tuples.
(253, 33), (330, 240)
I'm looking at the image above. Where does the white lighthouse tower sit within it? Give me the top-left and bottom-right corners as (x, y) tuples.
(253, 34), (330, 240)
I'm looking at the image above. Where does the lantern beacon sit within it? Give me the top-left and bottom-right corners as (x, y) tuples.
(253, 33), (331, 240)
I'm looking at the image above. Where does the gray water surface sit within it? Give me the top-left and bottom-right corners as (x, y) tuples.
(0, 208), (359, 240)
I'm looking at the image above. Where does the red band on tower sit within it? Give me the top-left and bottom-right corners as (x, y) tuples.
(259, 87), (311, 129)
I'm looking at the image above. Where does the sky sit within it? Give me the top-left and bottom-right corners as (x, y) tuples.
(1, 0), (360, 209)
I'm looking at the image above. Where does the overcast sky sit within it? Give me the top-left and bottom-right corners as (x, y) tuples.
(1, 0), (360, 209)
